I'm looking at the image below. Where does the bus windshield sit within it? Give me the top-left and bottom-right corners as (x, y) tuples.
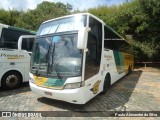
(37, 15), (87, 36)
(30, 32), (82, 78)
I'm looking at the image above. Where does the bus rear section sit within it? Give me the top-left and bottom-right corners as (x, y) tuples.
(0, 49), (31, 89)
(0, 23), (36, 89)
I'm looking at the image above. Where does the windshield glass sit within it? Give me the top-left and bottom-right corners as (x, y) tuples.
(37, 15), (86, 36)
(30, 32), (82, 78)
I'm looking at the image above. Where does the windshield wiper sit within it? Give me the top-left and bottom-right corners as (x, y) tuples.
(45, 45), (52, 76)
(49, 42), (63, 79)
(35, 45), (51, 76)
(50, 42), (55, 71)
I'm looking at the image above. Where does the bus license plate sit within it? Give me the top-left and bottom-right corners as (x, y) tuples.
(44, 91), (52, 96)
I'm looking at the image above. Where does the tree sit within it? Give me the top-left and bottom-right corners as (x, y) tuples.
(15, 1), (72, 31)
(0, 9), (10, 24)
(0, 9), (21, 26)
(0, 0), (159, 62)
(88, 0), (160, 61)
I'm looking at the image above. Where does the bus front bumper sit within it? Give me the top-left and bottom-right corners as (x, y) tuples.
(29, 82), (87, 104)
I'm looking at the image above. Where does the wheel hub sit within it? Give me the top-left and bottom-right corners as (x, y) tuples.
(6, 75), (18, 87)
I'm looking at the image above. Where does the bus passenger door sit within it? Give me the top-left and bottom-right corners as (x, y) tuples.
(84, 16), (102, 96)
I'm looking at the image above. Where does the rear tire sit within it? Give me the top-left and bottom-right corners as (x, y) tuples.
(102, 74), (110, 94)
(127, 66), (132, 75)
(1, 71), (22, 90)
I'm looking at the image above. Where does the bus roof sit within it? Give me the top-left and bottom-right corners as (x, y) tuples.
(41, 13), (121, 38)
(0, 23), (36, 34)
(9, 26), (36, 34)
(42, 13), (105, 25)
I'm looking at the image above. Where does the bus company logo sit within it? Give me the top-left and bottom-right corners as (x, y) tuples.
(37, 77), (42, 81)
(0, 53), (24, 59)
(104, 55), (112, 61)
(90, 80), (101, 94)
(34, 76), (43, 81)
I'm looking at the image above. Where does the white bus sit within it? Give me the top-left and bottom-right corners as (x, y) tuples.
(29, 13), (134, 104)
(0, 23), (36, 89)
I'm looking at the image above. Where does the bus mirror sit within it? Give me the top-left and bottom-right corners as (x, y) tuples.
(18, 35), (35, 50)
(77, 27), (91, 49)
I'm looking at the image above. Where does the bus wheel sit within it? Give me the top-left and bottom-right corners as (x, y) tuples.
(1, 71), (22, 90)
(127, 66), (132, 75)
(102, 74), (110, 94)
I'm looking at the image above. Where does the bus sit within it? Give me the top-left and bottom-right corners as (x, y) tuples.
(0, 23), (36, 89)
(29, 13), (134, 104)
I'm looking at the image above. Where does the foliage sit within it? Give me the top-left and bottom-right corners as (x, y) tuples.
(0, 9), (20, 26)
(0, 0), (159, 62)
(16, 2), (72, 30)
(0, 1), (72, 31)
(88, 0), (160, 62)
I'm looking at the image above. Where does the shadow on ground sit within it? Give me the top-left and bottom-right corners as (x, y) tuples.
(0, 82), (31, 97)
(37, 70), (142, 113)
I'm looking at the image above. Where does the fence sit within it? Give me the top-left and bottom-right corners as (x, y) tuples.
(134, 62), (160, 68)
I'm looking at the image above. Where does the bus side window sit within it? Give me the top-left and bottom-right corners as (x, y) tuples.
(87, 33), (97, 61)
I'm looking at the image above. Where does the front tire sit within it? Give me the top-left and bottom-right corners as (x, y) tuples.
(127, 66), (132, 75)
(1, 71), (22, 90)
(102, 74), (110, 94)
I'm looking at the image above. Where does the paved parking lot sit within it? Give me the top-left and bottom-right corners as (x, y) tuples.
(0, 67), (160, 119)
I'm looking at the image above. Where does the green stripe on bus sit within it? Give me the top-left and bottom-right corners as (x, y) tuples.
(44, 78), (65, 87)
(8, 26), (36, 34)
(113, 50), (125, 74)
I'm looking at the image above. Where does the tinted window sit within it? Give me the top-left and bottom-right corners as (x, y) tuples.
(104, 40), (133, 53)
(104, 26), (120, 40)
(22, 38), (34, 52)
(84, 17), (102, 80)
(104, 26), (133, 54)
(37, 15), (87, 35)
(0, 28), (33, 49)
(88, 17), (102, 65)
(87, 33), (97, 61)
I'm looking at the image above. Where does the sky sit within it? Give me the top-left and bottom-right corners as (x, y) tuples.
(0, 0), (130, 11)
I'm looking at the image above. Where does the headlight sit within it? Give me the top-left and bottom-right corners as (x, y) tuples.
(29, 78), (35, 84)
(64, 81), (85, 89)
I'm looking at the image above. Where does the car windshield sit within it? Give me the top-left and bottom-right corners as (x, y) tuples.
(30, 32), (82, 78)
